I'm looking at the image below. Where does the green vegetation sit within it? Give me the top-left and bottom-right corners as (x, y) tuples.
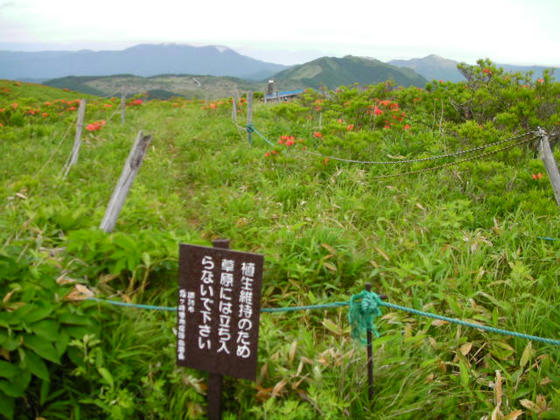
(42, 56), (428, 100)
(273, 55), (427, 89)
(43, 74), (266, 101)
(1, 58), (559, 419)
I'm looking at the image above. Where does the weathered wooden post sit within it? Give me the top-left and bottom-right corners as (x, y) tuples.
(247, 91), (253, 145)
(61, 99), (86, 179)
(99, 131), (152, 232)
(232, 92), (238, 123)
(121, 90), (126, 124)
(537, 127), (560, 207)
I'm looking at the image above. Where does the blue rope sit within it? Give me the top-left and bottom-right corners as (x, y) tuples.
(262, 301), (348, 312)
(380, 300), (560, 346)
(538, 236), (559, 241)
(85, 293), (560, 346)
(348, 290), (383, 343)
(247, 124), (276, 147)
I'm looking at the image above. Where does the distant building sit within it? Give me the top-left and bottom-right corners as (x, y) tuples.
(264, 88), (304, 102)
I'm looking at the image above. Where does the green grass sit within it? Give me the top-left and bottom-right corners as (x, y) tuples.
(1, 75), (560, 419)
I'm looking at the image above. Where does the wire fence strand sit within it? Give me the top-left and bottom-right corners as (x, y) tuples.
(245, 121), (533, 166)
(302, 131), (533, 165)
(369, 136), (535, 179)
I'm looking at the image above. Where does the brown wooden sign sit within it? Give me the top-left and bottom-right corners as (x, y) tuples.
(177, 244), (264, 381)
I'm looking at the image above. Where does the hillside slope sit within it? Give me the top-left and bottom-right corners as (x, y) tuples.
(1, 75), (559, 419)
(272, 55), (427, 89)
(390, 54), (559, 82)
(43, 74), (266, 100)
(389, 54), (465, 82)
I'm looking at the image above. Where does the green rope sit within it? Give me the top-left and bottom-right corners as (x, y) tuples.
(538, 236), (559, 241)
(249, 125), (277, 147)
(348, 290), (383, 343)
(86, 297), (176, 311)
(380, 299), (560, 346)
(85, 292), (560, 346)
(262, 301), (348, 312)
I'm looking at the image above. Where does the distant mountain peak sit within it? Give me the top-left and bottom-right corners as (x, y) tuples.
(388, 55), (464, 82)
(0, 43), (287, 80)
(388, 54), (558, 82)
(214, 46), (231, 53)
(273, 55), (426, 89)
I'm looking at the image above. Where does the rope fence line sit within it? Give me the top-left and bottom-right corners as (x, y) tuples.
(369, 136), (535, 179)
(248, 121), (536, 178)
(36, 123), (73, 177)
(298, 131), (533, 165)
(538, 236), (559, 241)
(85, 291), (560, 346)
(245, 121), (534, 168)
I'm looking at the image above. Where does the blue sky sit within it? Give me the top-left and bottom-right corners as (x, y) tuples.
(1, 0), (559, 66)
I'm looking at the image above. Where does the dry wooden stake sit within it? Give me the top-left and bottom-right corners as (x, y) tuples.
(99, 131), (152, 232)
(232, 92), (238, 123)
(247, 91), (253, 145)
(61, 99), (86, 179)
(537, 127), (560, 208)
(121, 90), (126, 124)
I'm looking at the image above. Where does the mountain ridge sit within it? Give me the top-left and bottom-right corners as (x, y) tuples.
(0, 43), (288, 81)
(272, 55), (427, 89)
(389, 54), (559, 82)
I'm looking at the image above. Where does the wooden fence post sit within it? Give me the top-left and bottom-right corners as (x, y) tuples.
(99, 131), (152, 232)
(232, 92), (238, 123)
(121, 90), (126, 124)
(61, 99), (86, 179)
(247, 91), (253, 145)
(537, 128), (560, 208)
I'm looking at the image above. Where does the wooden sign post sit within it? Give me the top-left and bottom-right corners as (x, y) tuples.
(208, 239), (228, 420)
(177, 241), (264, 419)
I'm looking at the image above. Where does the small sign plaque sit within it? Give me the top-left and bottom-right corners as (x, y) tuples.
(177, 244), (264, 381)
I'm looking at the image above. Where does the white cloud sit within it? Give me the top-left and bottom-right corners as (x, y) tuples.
(0, 0), (558, 65)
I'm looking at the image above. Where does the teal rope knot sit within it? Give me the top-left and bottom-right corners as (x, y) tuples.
(348, 290), (383, 344)
(246, 124), (255, 133)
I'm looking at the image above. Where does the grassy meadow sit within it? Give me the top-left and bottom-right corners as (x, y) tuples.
(1, 61), (560, 419)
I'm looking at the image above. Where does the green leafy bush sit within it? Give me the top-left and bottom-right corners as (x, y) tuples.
(0, 244), (99, 419)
